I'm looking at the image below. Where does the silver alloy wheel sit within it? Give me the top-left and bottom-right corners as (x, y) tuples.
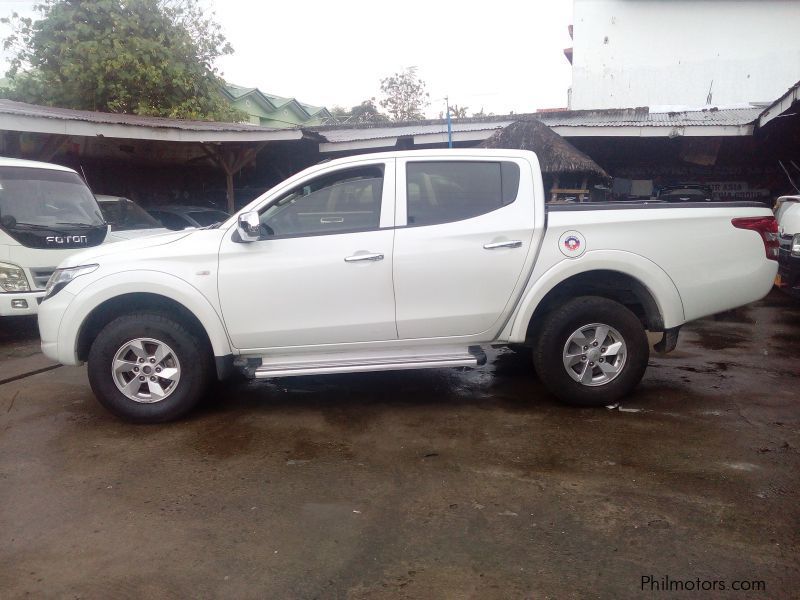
(562, 322), (627, 387)
(111, 337), (181, 403)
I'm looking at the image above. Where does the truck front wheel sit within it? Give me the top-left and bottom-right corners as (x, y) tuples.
(532, 296), (649, 407)
(87, 312), (210, 423)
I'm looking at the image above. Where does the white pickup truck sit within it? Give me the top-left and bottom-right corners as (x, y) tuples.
(38, 150), (778, 422)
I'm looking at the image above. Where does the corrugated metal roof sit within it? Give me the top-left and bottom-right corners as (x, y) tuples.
(314, 106), (761, 144)
(320, 120), (513, 142)
(758, 79), (800, 127)
(0, 99), (286, 132)
(537, 106), (762, 128)
(0, 99), (310, 143)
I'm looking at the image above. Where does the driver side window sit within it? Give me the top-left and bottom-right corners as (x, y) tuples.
(260, 165), (384, 237)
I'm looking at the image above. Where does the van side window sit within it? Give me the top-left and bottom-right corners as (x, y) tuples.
(406, 161), (520, 226)
(260, 165), (384, 237)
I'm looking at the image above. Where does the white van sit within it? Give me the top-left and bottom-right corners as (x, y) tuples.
(0, 157), (108, 315)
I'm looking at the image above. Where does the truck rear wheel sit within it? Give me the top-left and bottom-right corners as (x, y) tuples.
(532, 296), (649, 407)
(87, 312), (210, 423)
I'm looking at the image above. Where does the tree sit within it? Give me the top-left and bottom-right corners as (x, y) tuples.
(438, 104), (469, 119)
(1, 0), (243, 121)
(350, 98), (389, 122)
(379, 66), (429, 121)
(450, 105), (469, 119)
(331, 98), (389, 123)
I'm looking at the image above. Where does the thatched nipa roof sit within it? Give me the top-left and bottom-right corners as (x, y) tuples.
(480, 119), (609, 179)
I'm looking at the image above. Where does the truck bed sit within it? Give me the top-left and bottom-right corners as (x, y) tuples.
(538, 200), (776, 324)
(546, 201), (767, 212)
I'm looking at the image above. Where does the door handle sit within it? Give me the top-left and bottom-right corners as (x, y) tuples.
(344, 253), (384, 262)
(320, 216), (344, 224)
(483, 240), (522, 250)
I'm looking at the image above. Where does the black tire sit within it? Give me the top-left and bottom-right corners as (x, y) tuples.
(532, 296), (649, 407)
(87, 312), (210, 423)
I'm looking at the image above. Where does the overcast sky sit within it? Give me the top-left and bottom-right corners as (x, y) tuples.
(0, 0), (574, 117)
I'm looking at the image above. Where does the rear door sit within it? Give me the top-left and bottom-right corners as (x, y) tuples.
(393, 157), (536, 339)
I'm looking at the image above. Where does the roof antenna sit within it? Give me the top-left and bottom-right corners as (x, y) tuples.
(445, 96), (453, 148)
(79, 164), (91, 188)
(706, 80), (714, 105)
(778, 160), (800, 194)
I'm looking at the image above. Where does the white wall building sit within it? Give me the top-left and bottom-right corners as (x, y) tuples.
(569, 0), (800, 110)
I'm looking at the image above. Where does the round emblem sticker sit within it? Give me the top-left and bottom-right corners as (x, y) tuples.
(558, 230), (586, 257)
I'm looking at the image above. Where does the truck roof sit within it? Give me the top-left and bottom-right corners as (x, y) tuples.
(331, 148), (537, 162)
(316, 148), (539, 170)
(0, 156), (77, 173)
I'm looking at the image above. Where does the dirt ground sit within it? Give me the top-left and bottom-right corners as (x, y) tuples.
(0, 290), (798, 599)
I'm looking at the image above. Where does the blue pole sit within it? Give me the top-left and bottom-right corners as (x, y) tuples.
(446, 96), (453, 148)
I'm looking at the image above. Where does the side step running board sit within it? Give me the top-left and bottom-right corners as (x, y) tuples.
(253, 350), (480, 379)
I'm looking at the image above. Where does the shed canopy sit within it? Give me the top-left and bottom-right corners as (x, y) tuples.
(0, 99), (304, 143)
(480, 119), (609, 178)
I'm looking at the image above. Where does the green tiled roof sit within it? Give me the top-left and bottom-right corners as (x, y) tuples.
(222, 83), (331, 127)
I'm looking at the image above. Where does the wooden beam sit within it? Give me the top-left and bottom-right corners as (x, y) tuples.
(550, 188), (590, 194)
(201, 142), (267, 213)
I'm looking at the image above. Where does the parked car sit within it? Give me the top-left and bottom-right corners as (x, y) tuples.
(657, 184), (713, 202)
(0, 157), (108, 316)
(96, 195), (170, 242)
(39, 150), (778, 422)
(147, 205), (230, 230)
(776, 201), (800, 298)
(774, 195), (799, 223)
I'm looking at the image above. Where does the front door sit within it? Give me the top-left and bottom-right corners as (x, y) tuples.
(218, 160), (397, 350)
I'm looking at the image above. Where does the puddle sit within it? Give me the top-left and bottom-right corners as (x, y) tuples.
(687, 328), (748, 351)
(709, 307), (756, 325)
(722, 462), (759, 472)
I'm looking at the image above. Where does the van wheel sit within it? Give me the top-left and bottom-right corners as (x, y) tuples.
(533, 296), (649, 407)
(87, 312), (210, 423)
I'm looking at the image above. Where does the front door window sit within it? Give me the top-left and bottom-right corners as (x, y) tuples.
(260, 166), (384, 237)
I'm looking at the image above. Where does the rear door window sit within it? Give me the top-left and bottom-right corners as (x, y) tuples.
(406, 161), (520, 226)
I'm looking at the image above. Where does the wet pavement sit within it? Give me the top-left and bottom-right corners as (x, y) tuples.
(0, 291), (798, 598)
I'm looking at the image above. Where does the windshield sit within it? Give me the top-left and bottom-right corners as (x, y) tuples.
(187, 210), (229, 227)
(99, 198), (162, 231)
(0, 166), (105, 229)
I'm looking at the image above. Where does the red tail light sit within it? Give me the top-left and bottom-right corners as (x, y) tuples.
(731, 216), (779, 260)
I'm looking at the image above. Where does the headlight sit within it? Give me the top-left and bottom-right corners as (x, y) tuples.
(0, 261), (30, 292)
(793, 234), (800, 257)
(43, 264), (98, 300)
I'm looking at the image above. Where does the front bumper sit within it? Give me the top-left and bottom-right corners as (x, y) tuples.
(0, 290), (45, 316)
(38, 289), (78, 364)
(776, 248), (800, 299)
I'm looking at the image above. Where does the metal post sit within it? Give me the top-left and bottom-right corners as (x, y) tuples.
(445, 96), (453, 148)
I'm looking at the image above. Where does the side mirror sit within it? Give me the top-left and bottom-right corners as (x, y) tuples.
(237, 211), (261, 242)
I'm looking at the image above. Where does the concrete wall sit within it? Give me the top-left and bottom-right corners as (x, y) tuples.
(570, 0), (800, 110)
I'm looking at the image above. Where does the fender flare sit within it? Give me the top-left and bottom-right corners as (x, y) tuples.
(505, 250), (686, 343)
(59, 270), (233, 362)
